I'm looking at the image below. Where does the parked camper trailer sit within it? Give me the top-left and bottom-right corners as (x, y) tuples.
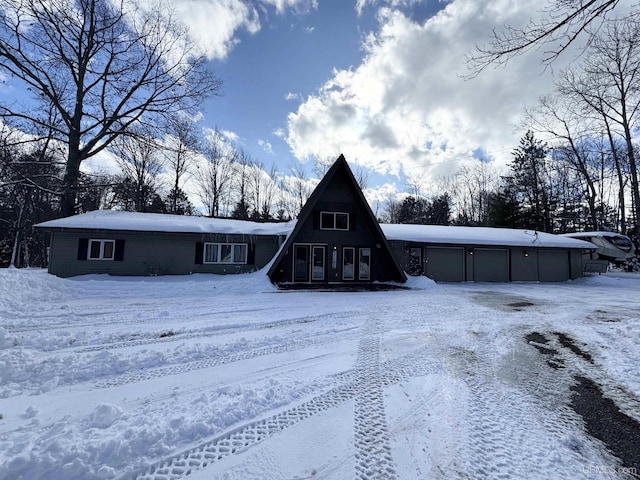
(561, 232), (635, 266)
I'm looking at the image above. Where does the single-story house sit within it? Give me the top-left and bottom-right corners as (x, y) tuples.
(35, 155), (595, 284)
(35, 211), (291, 278)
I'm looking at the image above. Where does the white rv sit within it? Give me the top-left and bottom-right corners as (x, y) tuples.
(561, 232), (635, 270)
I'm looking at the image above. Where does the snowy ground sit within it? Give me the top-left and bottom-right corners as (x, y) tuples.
(1, 268), (639, 480)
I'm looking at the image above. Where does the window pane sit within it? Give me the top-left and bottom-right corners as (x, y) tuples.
(220, 244), (233, 263)
(312, 246), (325, 281)
(359, 248), (371, 280)
(320, 212), (334, 229)
(103, 241), (114, 259)
(294, 245), (309, 281)
(233, 244), (247, 263)
(335, 213), (349, 230)
(89, 241), (101, 259)
(204, 243), (218, 263)
(343, 248), (355, 280)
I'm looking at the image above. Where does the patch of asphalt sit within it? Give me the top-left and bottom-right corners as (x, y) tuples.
(527, 331), (640, 478)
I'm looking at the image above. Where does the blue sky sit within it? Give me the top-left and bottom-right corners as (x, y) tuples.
(178, 0), (570, 201)
(1, 0), (583, 202)
(204, 0), (456, 190)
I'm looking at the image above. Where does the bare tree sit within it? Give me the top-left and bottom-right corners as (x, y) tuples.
(0, 0), (220, 217)
(195, 128), (237, 217)
(162, 115), (200, 214)
(525, 93), (603, 229)
(247, 161), (279, 220)
(109, 129), (164, 212)
(467, 0), (624, 76)
(555, 18), (640, 233)
(231, 150), (253, 219)
(289, 164), (313, 216)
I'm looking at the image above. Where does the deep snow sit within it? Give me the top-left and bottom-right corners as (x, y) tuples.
(1, 268), (639, 479)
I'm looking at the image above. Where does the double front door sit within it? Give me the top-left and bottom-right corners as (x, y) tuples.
(293, 244), (371, 282)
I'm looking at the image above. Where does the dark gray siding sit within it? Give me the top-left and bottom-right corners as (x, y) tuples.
(569, 250), (585, 279)
(47, 230), (281, 278)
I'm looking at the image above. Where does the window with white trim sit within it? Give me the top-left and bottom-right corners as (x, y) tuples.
(320, 211), (349, 230)
(88, 239), (115, 260)
(204, 243), (248, 264)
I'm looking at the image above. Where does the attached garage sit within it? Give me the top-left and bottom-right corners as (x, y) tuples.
(381, 224), (595, 283)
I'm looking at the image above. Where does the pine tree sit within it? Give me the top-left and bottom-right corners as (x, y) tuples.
(506, 131), (554, 231)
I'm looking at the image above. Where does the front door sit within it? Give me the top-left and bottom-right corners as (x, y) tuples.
(294, 244), (326, 282)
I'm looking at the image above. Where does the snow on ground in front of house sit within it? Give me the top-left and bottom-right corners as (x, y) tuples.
(0, 268), (639, 480)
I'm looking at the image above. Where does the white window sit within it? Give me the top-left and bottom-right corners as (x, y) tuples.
(320, 212), (349, 231)
(204, 243), (248, 264)
(88, 239), (115, 260)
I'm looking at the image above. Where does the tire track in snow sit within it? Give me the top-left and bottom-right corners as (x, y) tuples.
(456, 336), (623, 479)
(76, 312), (356, 353)
(353, 319), (397, 480)
(94, 333), (351, 389)
(123, 344), (440, 480)
(10, 310), (357, 352)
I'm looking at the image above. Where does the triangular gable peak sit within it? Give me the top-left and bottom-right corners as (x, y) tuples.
(268, 154), (406, 286)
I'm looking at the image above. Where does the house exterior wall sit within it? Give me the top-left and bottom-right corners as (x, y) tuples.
(570, 250), (585, 279)
(46, 229), (282, 278)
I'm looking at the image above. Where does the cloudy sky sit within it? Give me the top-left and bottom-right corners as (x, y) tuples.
(0, 0), (606, 200)
(171, 0), (580, 197)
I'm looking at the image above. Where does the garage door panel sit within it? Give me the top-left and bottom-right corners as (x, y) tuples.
(425, 247), (464, 282)
(474, 248), (509, 282)
(538, 250), (569, 282)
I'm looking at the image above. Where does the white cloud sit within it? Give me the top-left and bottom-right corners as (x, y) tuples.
(355, 0), (425, 16)
(165, 0), (316, 60)
(258, 138), (274, 153)
(285, 92), (303, 101)
(262, 0), (318, 15)
(220, 129), (240, 143)
(283, 0), (574, 185)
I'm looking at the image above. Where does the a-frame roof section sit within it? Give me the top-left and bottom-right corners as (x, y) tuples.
(267, 154), (406, 283)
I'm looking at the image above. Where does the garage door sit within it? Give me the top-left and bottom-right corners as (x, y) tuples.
(425, 247), (465, 282)
(474, 248), (509, 282)
(538, 250), (570, 282)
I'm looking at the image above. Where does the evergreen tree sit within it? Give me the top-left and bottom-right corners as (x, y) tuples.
(505, 131), (554, 231)
(425, 193), (452, 225)
(164, 187), (194, 216)
(397, 196), (428, 224)
(231, 197), (251, 220)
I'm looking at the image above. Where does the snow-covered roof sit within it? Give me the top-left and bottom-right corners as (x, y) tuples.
(35, 210), (294, 236)
(36, 211), (595, 249)
(380, 223), (595, 249)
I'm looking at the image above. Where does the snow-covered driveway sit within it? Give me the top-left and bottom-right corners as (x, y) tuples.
(1, 269), (639, 479)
